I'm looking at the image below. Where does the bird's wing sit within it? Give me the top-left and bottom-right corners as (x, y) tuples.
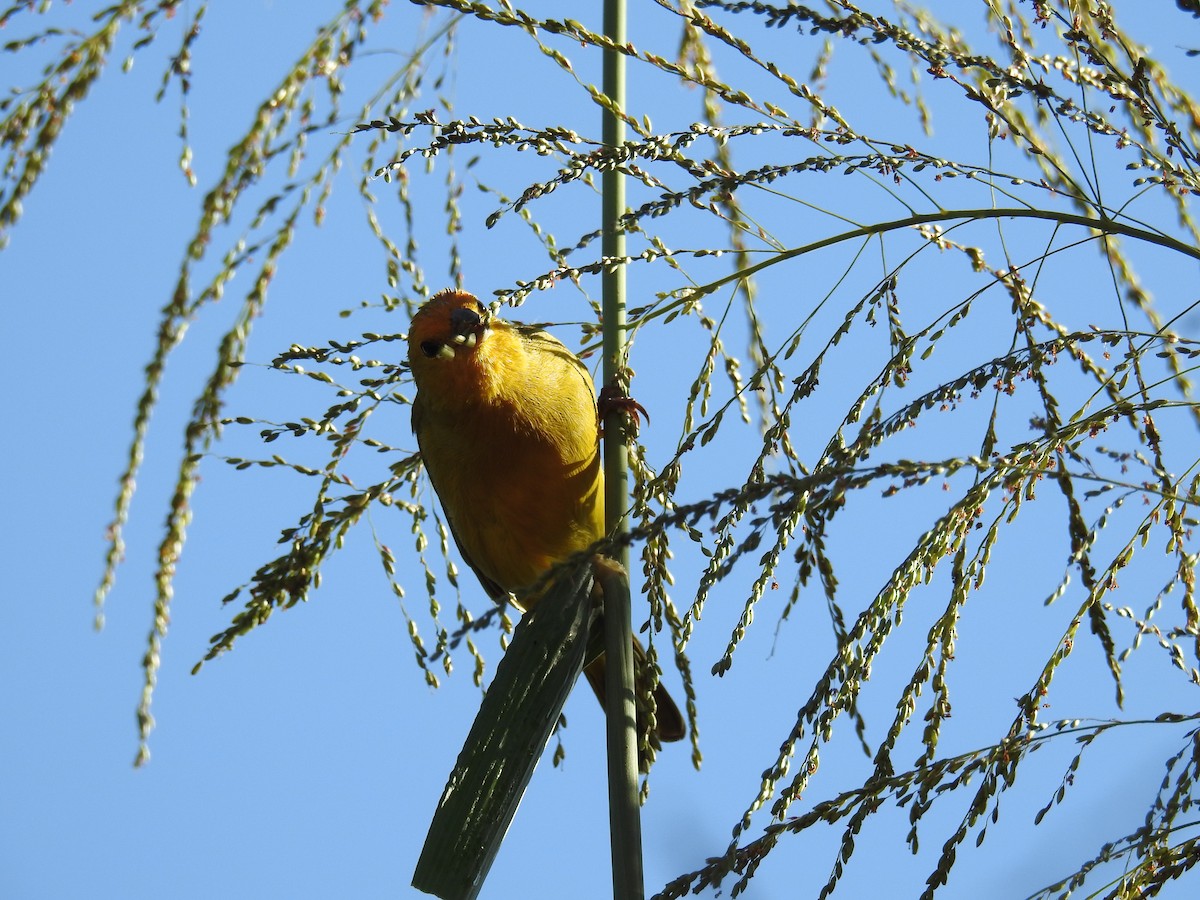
(511, 323), (600, 418)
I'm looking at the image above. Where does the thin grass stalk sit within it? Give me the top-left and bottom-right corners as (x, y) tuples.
(601, 0), (644, 897)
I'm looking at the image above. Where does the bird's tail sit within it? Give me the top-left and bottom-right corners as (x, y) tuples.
(582, 636), (686, 768)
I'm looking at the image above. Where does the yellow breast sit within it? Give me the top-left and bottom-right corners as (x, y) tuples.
(412, 319), (604, 605)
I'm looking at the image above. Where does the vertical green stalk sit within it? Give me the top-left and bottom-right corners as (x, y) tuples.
(601, 0), (644, 898)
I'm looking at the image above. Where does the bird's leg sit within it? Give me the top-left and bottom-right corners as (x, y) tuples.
(597, 382), (650, 435)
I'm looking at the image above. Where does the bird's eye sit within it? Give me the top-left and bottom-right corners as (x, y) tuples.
(420, 340), (443, 358)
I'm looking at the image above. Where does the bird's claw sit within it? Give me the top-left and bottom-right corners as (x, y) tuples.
(597, 384), (650, 431)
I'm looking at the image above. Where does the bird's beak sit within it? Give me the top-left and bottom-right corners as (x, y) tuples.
(448, 306), (487, 349)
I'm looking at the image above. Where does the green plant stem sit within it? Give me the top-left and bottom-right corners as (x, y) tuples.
(601, 0), (644, 897)
(673, 206), (1200, 306)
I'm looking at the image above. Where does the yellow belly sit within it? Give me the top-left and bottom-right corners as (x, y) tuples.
(418, 390), (604, 605)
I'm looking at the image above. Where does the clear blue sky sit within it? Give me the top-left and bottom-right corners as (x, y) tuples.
(3, 2), (1199, 898)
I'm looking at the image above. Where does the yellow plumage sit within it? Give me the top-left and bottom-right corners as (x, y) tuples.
(407, 289), (683, 744)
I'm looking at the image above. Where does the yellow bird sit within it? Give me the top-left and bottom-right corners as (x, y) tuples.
(407, 288), (684, 745)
